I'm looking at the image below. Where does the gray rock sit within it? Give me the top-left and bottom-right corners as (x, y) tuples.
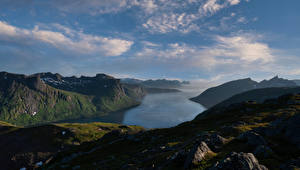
(205, 133), (228, 152)
(210, 152), (268, 170)
(184, 141), (212, 169)
(237, 131), (267, 147)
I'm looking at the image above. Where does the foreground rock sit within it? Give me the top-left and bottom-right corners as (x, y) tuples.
(210, 152), (268, 170)
(205, 133), (228, 151)
(184, 141), (213, 169)
(237, 131), (267, 147)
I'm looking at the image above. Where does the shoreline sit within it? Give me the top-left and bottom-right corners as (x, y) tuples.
(51, 103), (141, 125)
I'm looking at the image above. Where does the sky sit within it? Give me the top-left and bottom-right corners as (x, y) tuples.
(0, 0), (300, 85)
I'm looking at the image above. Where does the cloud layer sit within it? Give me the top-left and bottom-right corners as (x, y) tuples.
(0, 21), (133, 56)
(134, 33), (273, 69)
(1, 0), (249, 34)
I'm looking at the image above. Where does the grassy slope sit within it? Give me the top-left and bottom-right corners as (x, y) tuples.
(0, 121), (144, 170)
(0, 84), (97, 126)
(44, 94), (300, 169)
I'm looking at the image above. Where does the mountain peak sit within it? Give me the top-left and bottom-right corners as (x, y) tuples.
(270, 75), (280, 80)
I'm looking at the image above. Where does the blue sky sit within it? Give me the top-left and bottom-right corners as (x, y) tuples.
(0, 0), (300, 84)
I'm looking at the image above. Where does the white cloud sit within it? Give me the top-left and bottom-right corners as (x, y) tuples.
(199, 0), (224, 16)
(0, 21), (18, 36)
(0, 21), (133, 56)
(237, 16), (247, 23)
(199, 0), (242, 16)
(134, 33), (274, 71)
(137, 0), (158, 14)
(142, 0), (249, 34)
(143, 13), (200, 33)
(228, 0), (241, 5)
(213, 34), (273, 63)
(2, 0), (251, 34)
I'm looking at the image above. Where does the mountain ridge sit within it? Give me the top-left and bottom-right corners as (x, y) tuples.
(0, 72), (140, 126)
(191, 76), (298, 108)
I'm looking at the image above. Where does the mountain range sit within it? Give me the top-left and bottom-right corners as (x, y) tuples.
(0, 72), (143, 126)
(190, 76), (298, 108)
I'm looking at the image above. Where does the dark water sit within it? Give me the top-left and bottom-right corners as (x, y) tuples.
(122, 91), (205, 129)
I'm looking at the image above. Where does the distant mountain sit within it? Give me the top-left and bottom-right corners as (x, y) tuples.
(0, 72), (140, 126)
(190, 78), (258, 108)
(211, 87), (300, 109)
(293, 79), (300, 86)
(191, 76), (298, 108)
(121, 78), (144, 85)
(121, 78), (189, 89)
(258, 76), (297, 88)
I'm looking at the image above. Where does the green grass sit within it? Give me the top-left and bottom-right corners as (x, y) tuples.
(55, 122), (144, 144)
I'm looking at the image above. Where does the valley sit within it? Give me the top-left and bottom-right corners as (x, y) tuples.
(1, 1), (300, 169)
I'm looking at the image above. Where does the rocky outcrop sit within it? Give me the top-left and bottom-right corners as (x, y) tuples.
(203, 133), (228, 152)
(184, 141), (212, 169)
(237, 131), (267, 147)
(255, 113), (300, 149)
(210, 152), (268, 170)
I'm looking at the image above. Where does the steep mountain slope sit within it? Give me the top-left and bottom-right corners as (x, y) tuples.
(191, 76), (298, 108)
(35, 92), (299, 170)
(190, 78), (258, 108)
(0, 72), (139, 126)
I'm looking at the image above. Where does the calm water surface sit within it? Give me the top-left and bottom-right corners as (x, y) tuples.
(122, 91), (205, 129)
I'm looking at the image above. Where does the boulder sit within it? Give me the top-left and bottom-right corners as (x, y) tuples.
(184, 141), (212, 169)
(210, 152), (268, 170)
(205, 133), (228, 152)
(237, 131), (267, 147)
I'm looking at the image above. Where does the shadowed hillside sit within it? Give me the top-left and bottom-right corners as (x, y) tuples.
(0, 72), (141, 126)
(4, 91), (297, 170)
(191, 76), (298, 108)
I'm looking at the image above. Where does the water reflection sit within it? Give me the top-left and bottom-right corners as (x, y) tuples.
(122, 91), (205, 129)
